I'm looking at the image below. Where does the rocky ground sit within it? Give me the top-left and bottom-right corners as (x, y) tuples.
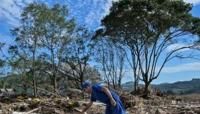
(0, 94), (200, 114)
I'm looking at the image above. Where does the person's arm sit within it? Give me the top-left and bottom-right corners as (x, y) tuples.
(81, 101), (93, 113)
(101, 86), (116, 106)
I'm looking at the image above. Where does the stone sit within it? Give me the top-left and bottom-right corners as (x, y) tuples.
(155, 109), (167, 114)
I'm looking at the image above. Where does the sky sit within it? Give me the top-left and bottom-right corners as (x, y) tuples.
(0, 0), (200, 84)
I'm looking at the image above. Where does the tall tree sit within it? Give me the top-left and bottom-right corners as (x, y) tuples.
(11, 3), (76, 94)
(94, 38), (126, 89)
(31, 4), (75, 93)
(11, 30), (39, 97)
(0, 42), (5, 75)
(63, 28), (94, 88)
(8, 45), (33, 94)
(97, 0), (200, 96)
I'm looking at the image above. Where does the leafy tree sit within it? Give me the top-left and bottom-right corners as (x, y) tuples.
(10, 33), (39, 96)
(98, 0), (200, 96)
(63, 28), (95, 88)
(0, 42), (6, 76)
(32, 4), (75, 93)
(12, 3), (75, 94)
(11, 3), (45, 96)
(0, 43), (4, 68)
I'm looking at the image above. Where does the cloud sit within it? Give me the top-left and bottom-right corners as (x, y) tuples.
(0, 0), (25, 27)
(166, 43), (192, 52)
(162, 62), (200, 74)
(184, 0), (200, 5)
(65, 0), (116, 29)
(0, 0), (199, 29)
(104, 0), (117, 15)
(0, 34), (13, 44)
(0, 0), (121, 30)
(0, 0), (60, 27)
(123, 60), (200, 76)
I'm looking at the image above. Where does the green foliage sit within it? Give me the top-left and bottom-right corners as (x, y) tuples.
(102, 0), (200, 44)
(0, 42), (5, 49)
(0, 59), (4, 68)
(0, 42), (5, 67)
(0, 42), (6, 76)
(100, 0), (200, 96)
(62, 28), (97, 88)
(8, 3), (100, 94)
(10, 3), (76, 95)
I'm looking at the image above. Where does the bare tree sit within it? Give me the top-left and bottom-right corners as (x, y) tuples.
(95, 38), (126, 89)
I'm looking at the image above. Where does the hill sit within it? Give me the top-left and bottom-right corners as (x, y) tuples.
(122, 78), (200, 95)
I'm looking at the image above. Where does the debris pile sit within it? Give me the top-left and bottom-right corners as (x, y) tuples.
(0, 96), (86, 114)
(1, 92), (200, 114)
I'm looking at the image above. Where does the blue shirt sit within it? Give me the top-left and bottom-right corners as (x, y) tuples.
(90, 84), (119, 105)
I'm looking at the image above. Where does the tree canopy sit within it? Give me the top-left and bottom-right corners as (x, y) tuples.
(99, 0), (200, 96)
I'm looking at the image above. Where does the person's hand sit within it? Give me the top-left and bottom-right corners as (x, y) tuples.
(110, 98), (117, 107)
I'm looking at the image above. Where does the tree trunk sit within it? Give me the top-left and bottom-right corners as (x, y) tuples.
(80, 73), (84, 88)
(112, 80), (115, 89)
(53, 74), (57, 93)
(32, 39), (37, 97)
(134, 79), (137, 92)
(118, 78), (121, 89)
(51, 48), (57, 93)
(134, 75), (139, 92)
(143, 81), (150, 98)
(33, 66), (37, 97)
(107, 81), (110, 89)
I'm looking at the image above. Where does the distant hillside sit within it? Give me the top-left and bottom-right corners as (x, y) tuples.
(122, 79), (200, 95)
(154, 79), (200, 94)
(122, 81), (134, 91)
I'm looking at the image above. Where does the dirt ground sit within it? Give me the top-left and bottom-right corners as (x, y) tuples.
(0, 94), (200, 114)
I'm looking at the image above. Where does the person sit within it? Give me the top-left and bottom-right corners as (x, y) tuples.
(80, 80), (126, 114)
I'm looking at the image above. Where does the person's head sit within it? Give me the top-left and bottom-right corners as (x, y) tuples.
(82, 80), (92, 94)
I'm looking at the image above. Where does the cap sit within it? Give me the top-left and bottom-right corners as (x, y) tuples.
(82, 80), (91, 90)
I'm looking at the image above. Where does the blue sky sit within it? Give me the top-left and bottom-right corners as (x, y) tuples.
(0, 0), (200, 84)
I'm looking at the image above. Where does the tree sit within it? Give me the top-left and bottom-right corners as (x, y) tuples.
(98, 0), (200, 96)
(11, 3), (48, 96)
(0, 42), (5, 75)
(32, 4), (75, 93)
(8, 45), (34, 94)
(94, 38), (126, 89)
(10, 36), (39, 96)
(12, 3), (75, 94)
(62, 28), (94, 88)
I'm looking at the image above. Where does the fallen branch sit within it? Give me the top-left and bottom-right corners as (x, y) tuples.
(74, 108), (82, 112)
(74, 108), (87, 114)
(24, 107), (41, 114)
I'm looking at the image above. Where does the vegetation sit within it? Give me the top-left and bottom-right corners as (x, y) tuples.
(0, 0), (200, 97)
(95, 0), (200, 97)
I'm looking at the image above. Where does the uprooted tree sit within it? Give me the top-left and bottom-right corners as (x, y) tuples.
(95, 0), (200, 97)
